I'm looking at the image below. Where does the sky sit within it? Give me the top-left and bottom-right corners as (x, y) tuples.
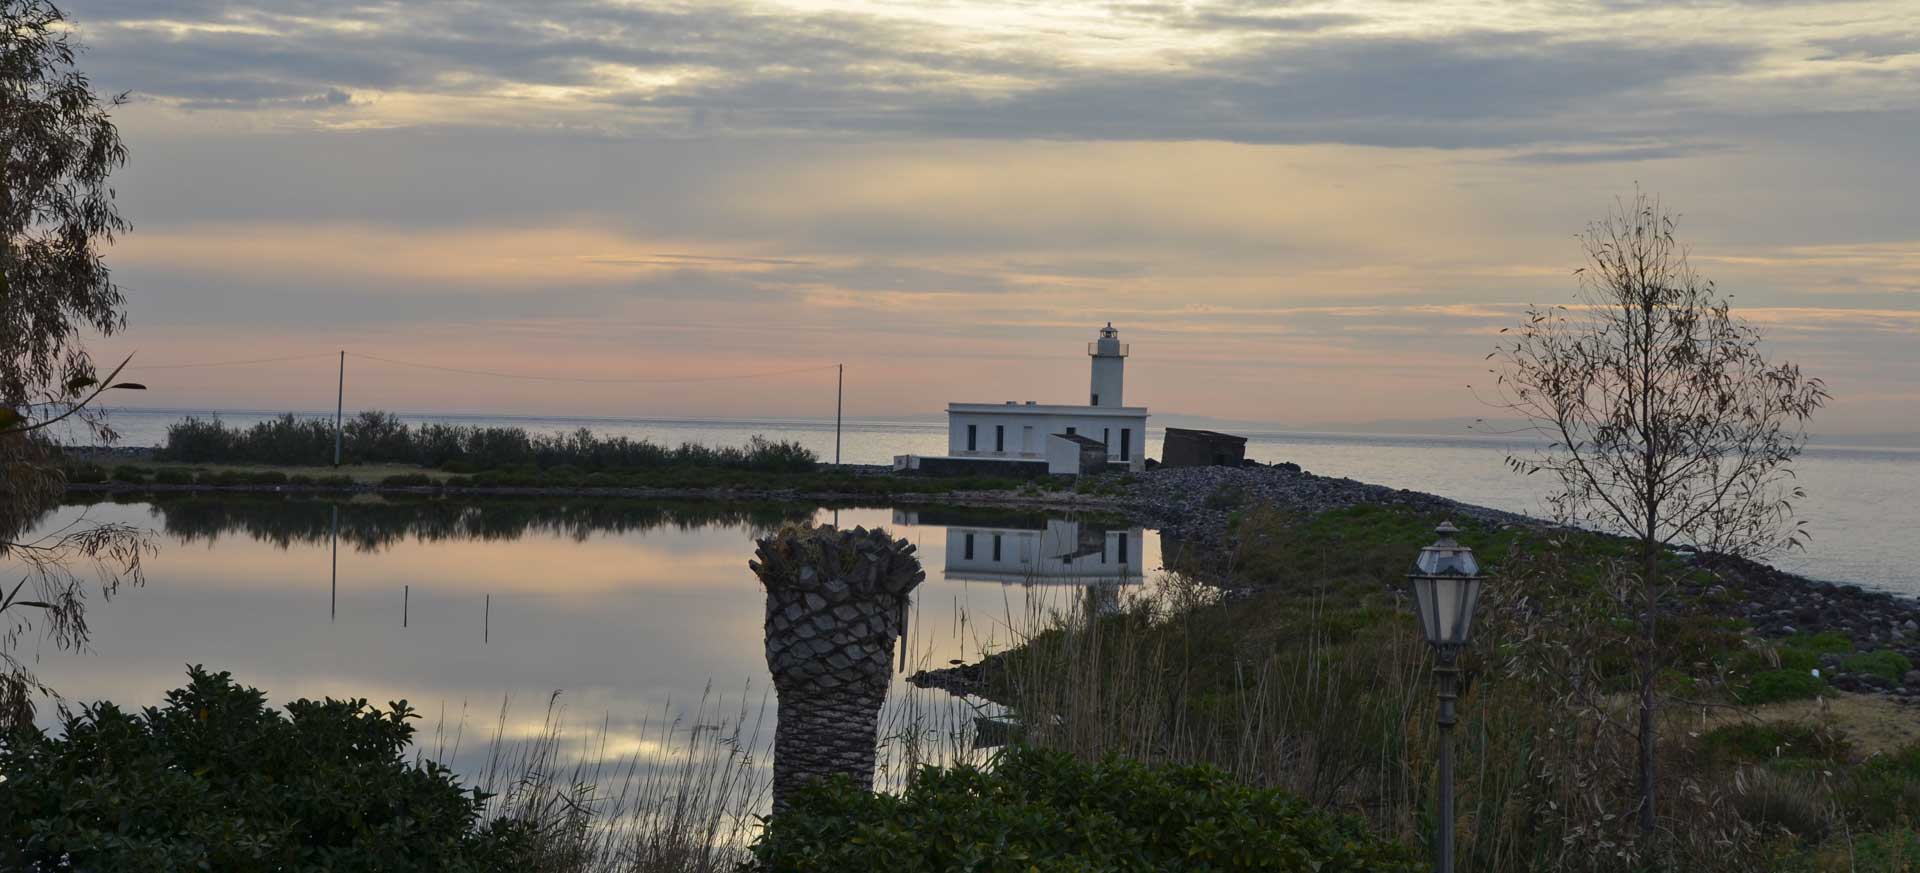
(54, 0), (1920, 435)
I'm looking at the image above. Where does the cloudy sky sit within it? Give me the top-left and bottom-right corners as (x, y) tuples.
(61, 0), (1920, 434)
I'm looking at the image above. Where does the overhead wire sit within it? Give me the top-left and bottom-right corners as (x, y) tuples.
(123, 352), (340, 370)
(109, 350), (837, 384)
(347, 352), (839, 385)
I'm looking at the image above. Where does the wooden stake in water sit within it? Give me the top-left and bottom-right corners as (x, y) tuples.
(484, 594), (490, 644)
(333, 351), (344, 467)
(403, 585), (409, 628)
(835, 363), (843, 466)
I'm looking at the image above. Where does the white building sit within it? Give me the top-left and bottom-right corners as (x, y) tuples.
(928, 324), (1149, 474)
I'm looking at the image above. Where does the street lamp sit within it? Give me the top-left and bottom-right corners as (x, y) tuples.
(1408, 521), (1484, 873)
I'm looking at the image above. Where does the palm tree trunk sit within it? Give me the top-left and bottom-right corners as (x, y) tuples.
(753, 525), (924, 813)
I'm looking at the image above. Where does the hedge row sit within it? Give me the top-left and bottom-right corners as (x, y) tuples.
(156, 411), (817, 473)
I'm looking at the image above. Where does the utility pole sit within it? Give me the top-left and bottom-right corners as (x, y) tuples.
(835, 363), (843, 466)
(334, 351), (345, 467)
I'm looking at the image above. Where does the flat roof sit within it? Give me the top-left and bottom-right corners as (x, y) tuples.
(949, 402), (1148, 416)
(1165, 426), (1248, 444)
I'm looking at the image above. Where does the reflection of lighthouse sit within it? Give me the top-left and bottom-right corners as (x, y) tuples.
(892, 510), (1145, 598)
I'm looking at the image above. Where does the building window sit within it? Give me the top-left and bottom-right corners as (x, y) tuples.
(1103, 428), (1110, 450)
(1118, 532), (1129, 565)
(1120, 428), (1132, 461)
(995, 425), (1005, 452)
(1091, 393), (1099, 406)
(964, 533), (975, 560)
(992, 535), (1001, 561)
(1065, 427), (1076, 436)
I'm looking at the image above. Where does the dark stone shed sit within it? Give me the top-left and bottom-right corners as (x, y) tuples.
(1161, 427), (1248, 468)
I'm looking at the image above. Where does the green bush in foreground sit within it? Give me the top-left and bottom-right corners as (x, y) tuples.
(1739, 668), (1827, 704)
(1844, 650), (1916, 683)
(1701, 721), (1852, 767)
(0, 667), (530, 871)
(752, 746), (1419, 872)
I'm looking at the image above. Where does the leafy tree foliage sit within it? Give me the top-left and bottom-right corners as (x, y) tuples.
(752, 746), (1419, 872)
(1, 0), (149, 732)
(1, 0), (129, 432)
(0, 667), (536, 871)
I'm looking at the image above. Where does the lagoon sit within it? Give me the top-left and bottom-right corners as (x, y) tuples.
(18, 496), (1158, 789)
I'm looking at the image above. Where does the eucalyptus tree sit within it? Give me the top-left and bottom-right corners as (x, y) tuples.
(1488, 192), (1827, 835)
(2, 0), (149, 730)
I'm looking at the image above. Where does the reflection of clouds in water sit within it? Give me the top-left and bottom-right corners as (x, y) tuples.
(14, 499), (1158, 794)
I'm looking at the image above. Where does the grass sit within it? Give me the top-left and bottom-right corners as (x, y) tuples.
(962, 503), (1920, 873)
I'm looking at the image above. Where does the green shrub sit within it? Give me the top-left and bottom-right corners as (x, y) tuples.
(751, 746), (1419, 872)
(1844, 830), (1920, 872)
(1701, 721), (1851, 767)
(110, 464), (149, 483)
(382, 473), (435, 487)
(246, 470), (289, 485)
(1788, 631), (1856, 656)
(1739, 669), (1827, 704)
(1843, 650), (1915, 683)
(152, 468), (194, 485)
(317, 474), (356, 488)
(156, 411), (817, 473)
(0, 667), (532, 870)
(156, 414), (236, 461)
(288, 474), (315, 486)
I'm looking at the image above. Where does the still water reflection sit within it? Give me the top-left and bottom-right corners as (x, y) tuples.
(19, 496), (1158, 788)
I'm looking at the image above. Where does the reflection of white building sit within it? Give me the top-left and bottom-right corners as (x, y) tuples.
(897, 325), (1150, 475)
(893, 511), (1145, 587)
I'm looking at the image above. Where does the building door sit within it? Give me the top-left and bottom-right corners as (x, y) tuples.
(1120, 428), (1132, 461)
(967, 424), (977, 451)
(995, 425), (1005, 452)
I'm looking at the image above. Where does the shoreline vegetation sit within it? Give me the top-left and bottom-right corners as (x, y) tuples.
(24, 412), (1920, 870)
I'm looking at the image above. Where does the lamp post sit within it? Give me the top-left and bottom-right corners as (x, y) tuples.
(1408, 521), (1484, 873)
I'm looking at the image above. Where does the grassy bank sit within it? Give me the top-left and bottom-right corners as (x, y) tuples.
(64, 459), (1045, 499)
(967, 503), (1920, 872)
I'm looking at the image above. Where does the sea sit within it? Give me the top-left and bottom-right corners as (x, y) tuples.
(77, 407), (1920, 596)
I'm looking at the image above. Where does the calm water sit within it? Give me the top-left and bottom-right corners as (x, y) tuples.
(16, 497), (1156, 784)
(89, 408), (1920, 594)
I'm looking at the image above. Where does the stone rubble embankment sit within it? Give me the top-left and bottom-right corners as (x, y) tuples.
(1120, 463), (1533, 545)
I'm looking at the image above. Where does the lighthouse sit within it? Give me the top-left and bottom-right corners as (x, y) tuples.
(901, 322), (1151, 475)
(1089, 323), (1127, 408)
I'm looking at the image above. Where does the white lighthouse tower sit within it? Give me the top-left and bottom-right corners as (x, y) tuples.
(1089, 323), (1127, 408)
